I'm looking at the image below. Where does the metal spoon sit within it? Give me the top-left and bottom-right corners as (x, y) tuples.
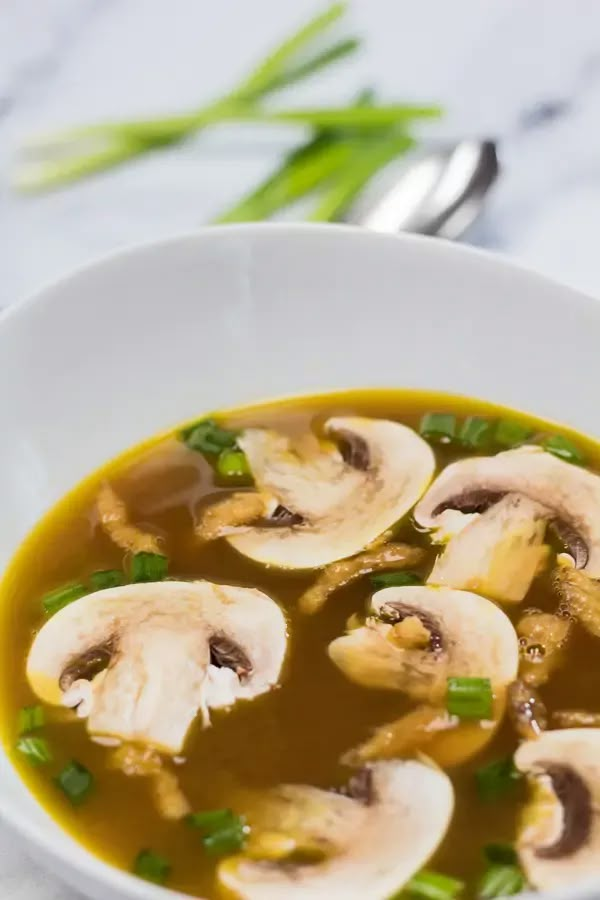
(349, 139), (499, 240)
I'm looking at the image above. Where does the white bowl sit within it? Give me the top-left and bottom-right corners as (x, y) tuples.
(1, 223), (599, 900)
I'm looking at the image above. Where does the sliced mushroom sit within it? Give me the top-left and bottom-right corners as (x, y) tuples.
(26, 581), (287, 754)
(220, 417), (434, 569)
(516, 729), (600, 890)
(517, 610), (571, 687)
(414, 445), (600, 604)
(508, 679), (548, 739)
(218, 759), (454, 900)
(196, 491), (267, 542)
(298, 542), (425, 614)
(97, 482), (161, 553)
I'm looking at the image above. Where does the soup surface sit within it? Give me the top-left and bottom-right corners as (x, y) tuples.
(2, 389), (600, 900)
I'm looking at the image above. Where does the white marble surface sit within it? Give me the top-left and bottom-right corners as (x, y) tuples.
(2, 0), (600, 896)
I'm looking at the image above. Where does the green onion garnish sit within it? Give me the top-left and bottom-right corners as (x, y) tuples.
(483, 843), (518, 866)
(42, 582), (87, 615)
(131, 551), (168, 583)
(55, 760), (94, 805)
(494, 419), (533, 449)
(134, 849), (171, 885)
(216, 449), (252, 482)
(542, 434), (585, 465)
(477, 864), (525, 898)
(370, 571), (422, 589)
(419, 413), (457, 443)
(89, 569), (125, 590)
(18, 704), (45, 735)
(476, 756), (522, 801)
(459, 416), (495, 450)
(16, 736), (52, 766)
(446, 677), (493, 720)
(405, 869), (465, 899)
(187, 807), (247, 856)
(182, 418), (239, 455)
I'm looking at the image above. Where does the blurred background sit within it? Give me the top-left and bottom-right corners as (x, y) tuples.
(1, 0), (600, 306)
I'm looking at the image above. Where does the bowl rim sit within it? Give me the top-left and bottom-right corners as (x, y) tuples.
(1, 222), (599, 900)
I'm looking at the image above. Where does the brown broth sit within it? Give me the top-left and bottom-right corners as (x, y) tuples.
(1, 389), (600, 899)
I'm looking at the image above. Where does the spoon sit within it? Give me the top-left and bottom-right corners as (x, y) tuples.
(349, 140), (499, 240)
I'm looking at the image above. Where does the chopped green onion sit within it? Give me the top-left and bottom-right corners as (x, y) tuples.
(419, 413), (456, 443)
(182, 418), (238, 455)
(494, 419), (533, 449)
(476, 756), (522, 801)
(89, 569), (125, 590)
(477, 864), (525, 898)
(446, 677), (493, 720)
(542, 434), (585, 465)
(187, 808), (235, 831)
(459, 416), (495, 450)
(42, 582), (87, 615)
(370, 571), (422, 588)
(55, 760), (94, 806)
(484, 843), (518, 866)
(134, 849), (171, 885)
(131, 552), (168, 583)
(187, 808), (247, 856)
(16, 736), (52, 766)
(216, 449), (252, 482)
(18, 704), (45, 734)
(404, 869), (464, 899)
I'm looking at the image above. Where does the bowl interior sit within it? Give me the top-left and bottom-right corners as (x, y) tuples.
(0, 223), (599, 900)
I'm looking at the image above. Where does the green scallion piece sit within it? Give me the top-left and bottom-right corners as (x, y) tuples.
(483, 843), (518, 866)
(477, 864), (525, 898)
(182, 418), (239, 455)
(16, 736), (52, 766)
(542, 434), (585, 465)
(203, 822), (247, 856)
(42, 582), (87, 615)
(476, 756), (521, 802)
(419, 413), (457, 443)
(459, 416), (495, 450)
(494, 419), (533, 449)
(404, 869), (465, 899)
(370, 571), (422, 589)
(18, 704), (45, 735)
(216, 449), (252, 482)
(187, 808), (235, 831)
(55, 760), (94, 805)
(131, 552), (168, 583)
(446, 677), (493, 720)
(134, 849), (171, 885)
(89, 569), (125, 590)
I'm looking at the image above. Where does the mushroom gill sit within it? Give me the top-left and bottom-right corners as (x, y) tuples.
(214, 416), (434, 569)
(414, 445), (600, 604)
(26, 581), (287, 754)
(329, 586), (519, 766)
(217, 759), (454, 900)
(515, 729), (600, 890)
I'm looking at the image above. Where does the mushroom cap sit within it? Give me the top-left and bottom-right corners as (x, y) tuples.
(227, 417), (435, 569)
(27, 581), (287, 754)
(515, 729), (600, 890)
(218, 759), (454, 900)
(414, 446), (600, 576)
(328, 585), (519, 701)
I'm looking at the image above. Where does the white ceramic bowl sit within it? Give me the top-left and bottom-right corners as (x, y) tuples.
(1, 223), (599, 900)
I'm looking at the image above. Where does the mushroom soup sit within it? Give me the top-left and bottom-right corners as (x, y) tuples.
(2, 389), (600, 899)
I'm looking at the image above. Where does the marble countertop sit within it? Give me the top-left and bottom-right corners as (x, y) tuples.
(2, 0), (600, 896)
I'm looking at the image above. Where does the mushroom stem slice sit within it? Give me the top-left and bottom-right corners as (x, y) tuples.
(109, 744), (190, 821)
(226, 417), (435, 570)
(328, 586), (519, 703)
(26, 581), (287, 754)
(299, 542), (425, 615)
(517, 610), (571, 687)
(516, 729), (600, 890)
(217, 760), (454, 900)
(195, 491), (267, 542)
(427, 493), (550, 604)
(508, 680), (548, 740)
(97, 483), (161, 554)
